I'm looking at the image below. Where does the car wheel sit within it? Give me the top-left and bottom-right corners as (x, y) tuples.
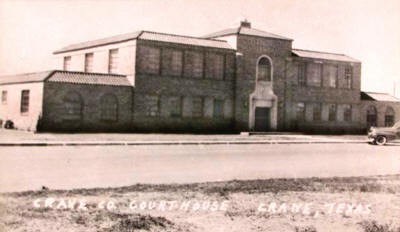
(374, 136), (387, 146)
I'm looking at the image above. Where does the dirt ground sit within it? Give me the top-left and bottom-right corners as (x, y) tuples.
(1, 175), (400, 232)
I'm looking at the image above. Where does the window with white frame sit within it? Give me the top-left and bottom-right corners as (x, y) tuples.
(206, 53), (224, 80)
(162, 49), (183, 76)
(343, 104), (352, 122)
(296, 102), (305, 121)
(140, 46), (161, 74)
(145, 95), (159, 117)
(385, 107), (395, 127)
(306, 63), (322, 87)
(312, 103), (322, 121)
(366, 105), (377, 128)
(325, 64), (338, 88)
(344, 66), (353, 89)
(328, 104), (337, 121)
(170, 96), (182, 118)
(213, 99), (224, 118)
(297, 62), (306, 86)
(192, 97), (204, 118)
(184, 51), (203, 78)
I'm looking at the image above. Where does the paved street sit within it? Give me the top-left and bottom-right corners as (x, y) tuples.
(0, 143), (399, 192)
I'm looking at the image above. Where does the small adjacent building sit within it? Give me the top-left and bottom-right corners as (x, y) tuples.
(0, 20), (399, 133)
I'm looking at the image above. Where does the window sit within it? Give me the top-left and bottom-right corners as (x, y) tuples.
(296, 102), (305, 121)
(306, 63), (322, 87)
(192, 97), (204, 118)
(139, 46), (161, 74)
(20, 90), (30, 113)
(108, 49), (118, 74)
(63, 91), (83, 121)
(84, 53), (94, 72)
(1, 91), (7, 104)
(206, 53), (224, 80)
(325, 64), (338, 88)
(385, 107), (395, 127)
(145, 95), (159, 117)
(162, 49), (182, 76)
(170, 96), (182, 118)
(213, 99), (224, 118)
(343, 104), (352, 122)
(100, 94), (118, 121)
(366, 105), (377, 128)
(344, 67), (353, 89)
(184, 51), (203, 78)
(63, 56), (71, 71)
(297, 62), (306, 86)
(328, 104), (337, 121)
(312, 103), (322, 121)
(257, 57), (271, 81)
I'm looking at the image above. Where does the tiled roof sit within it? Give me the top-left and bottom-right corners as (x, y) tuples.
(361, 91), (400, 102)
(54, 31), (142, 54)
(47, 71), (132, 86)
(54, 31), (233, 54)
(0, 71), (54, 85)
(0, 70), (132, 87)
(139, 31), (233, 49)
(292, 49), (360, 63)
(203, 26), (292, 41)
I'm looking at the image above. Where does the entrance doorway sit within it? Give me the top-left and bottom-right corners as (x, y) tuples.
(254, 107), (270, 131)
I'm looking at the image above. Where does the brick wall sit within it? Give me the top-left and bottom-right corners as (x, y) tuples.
(360, 100), (400, 130)
(284, 57), (363, 133)
(132, 40), (235, 132)
(41, 82), (133, 132)
(235, 34), (292, 131)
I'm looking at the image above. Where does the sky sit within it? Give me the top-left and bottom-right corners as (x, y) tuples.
(0, 0), (399, 96)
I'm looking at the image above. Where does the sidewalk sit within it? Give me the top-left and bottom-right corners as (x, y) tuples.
(0, 129), (368, 146)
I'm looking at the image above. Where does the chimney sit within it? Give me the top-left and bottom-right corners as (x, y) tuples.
(240, 19), (251, 28)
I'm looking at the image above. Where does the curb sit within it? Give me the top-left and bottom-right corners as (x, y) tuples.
(0, 140), (368, 146)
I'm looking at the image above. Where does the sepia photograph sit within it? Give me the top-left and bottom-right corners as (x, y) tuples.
(0, 0), (399, 231)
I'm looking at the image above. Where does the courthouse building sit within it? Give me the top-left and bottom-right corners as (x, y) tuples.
(0, 20), (399, 132)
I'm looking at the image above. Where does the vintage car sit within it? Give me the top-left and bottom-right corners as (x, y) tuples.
(368, 121), (400, 145)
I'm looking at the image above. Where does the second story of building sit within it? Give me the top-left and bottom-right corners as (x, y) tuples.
(287, 49), (361, 104)
(53, 31), (236, 88)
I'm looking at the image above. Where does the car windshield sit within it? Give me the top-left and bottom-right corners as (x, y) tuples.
(393, 121), (400, 129)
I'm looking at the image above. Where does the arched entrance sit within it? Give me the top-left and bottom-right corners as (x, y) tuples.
(249, 55), (277, 131)
(366, 105), (377, 128)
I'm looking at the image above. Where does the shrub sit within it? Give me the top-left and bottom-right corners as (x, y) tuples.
(359, 220), (400, 232)
(4, 120), (14, 129)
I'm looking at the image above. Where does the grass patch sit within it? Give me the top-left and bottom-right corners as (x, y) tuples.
(3, 174), (400, 198)
(359, 220), (400, 232)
